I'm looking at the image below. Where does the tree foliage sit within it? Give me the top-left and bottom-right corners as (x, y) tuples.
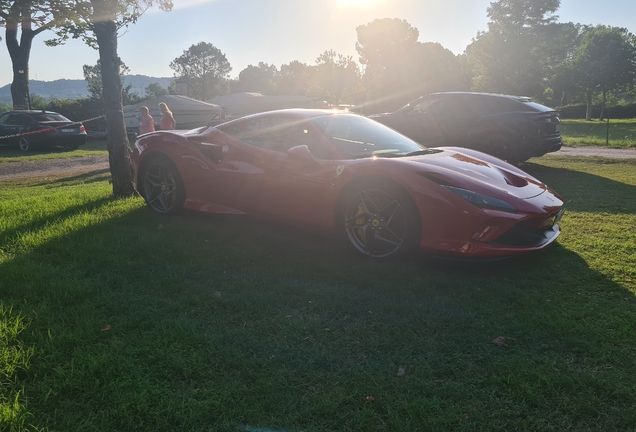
(466, 0), (564, 98)
(311, 50), (361, 105)
(0, 0), (74, 108)
(486, 0), (560, 31)
(169, 41), (231, 100)
(144, 82), (168, 98)
(83, 59), (141, 105)
(274, 60), (313, 96)
(356, 18), (469, 112)
(232, 62), (277, 94)
(561, 25), (636, 119)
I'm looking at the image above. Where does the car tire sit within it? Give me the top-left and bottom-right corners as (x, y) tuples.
(18, 136), (31, 152)
(337, 179), (421, 259)
(139, 154), (186, 214)
(484, 133), (526, 165)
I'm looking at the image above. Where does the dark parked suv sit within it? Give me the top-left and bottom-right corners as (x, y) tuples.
(369, 92), (562, 163)
(0, 110), (87, 152)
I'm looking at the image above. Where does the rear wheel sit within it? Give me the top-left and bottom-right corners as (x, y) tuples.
(484, 133), (525, 164)
(18, 137), (30, 152)
(139, 155), (185, 214)
(338, 180), (421, 259)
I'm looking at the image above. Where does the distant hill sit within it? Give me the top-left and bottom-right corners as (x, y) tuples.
(0, 75), (173, 102)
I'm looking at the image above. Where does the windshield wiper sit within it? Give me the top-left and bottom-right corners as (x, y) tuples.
(405, 149), (443, 156)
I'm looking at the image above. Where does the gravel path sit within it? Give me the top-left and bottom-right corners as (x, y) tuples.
(549, 146), (636, 159)
(0, 155), (109, 180)
(0, 146), (634, 181)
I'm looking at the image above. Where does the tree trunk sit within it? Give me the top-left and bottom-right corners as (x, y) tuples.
(599, 89), (607, 122)
(585, 89), (593, 121)
(5, 19), (34, 110)
(92, 0), (138, 197)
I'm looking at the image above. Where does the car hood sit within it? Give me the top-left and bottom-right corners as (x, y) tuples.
(405, 149), (546, 199)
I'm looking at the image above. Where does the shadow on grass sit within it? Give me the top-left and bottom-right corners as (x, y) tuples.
(522, 160), (636, 214)
(2, 195), (636, 430)
(34, 169), (112, 186)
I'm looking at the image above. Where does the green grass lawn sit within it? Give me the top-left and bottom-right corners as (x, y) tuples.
(561, 119), (636, 148)
(1, 157), (636, 431)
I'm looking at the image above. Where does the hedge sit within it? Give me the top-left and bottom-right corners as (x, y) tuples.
(557, 103), (636, 119)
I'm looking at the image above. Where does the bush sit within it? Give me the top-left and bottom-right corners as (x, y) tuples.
(45, 97), (107, 131)
(558, 103), (636, 119)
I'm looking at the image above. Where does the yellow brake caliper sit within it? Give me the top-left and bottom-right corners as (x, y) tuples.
(355, 202), (365, 241)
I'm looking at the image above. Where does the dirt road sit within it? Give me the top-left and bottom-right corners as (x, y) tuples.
(548, 146), (636, 159)
(0, 155), (109, 180)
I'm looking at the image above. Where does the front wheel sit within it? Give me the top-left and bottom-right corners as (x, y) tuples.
(338, 180), (421, 259)
(139, 155), (185, 214)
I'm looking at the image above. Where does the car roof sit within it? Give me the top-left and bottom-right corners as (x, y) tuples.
(425, 92), (533, 102)
(3, 110), (61, 115)
(218, 109), (359, 126)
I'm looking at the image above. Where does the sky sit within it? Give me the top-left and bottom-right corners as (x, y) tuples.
(1, 0), (635, 89)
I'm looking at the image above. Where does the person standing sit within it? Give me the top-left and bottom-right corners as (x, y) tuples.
(158, 102), (176, 130)
(139, 106), (155, 134)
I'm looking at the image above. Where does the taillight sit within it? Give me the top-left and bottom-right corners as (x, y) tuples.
(80, 125), (86, 132)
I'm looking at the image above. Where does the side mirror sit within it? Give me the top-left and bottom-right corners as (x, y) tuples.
(287, 145), (319, 165)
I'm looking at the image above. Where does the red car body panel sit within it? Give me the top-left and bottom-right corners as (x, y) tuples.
(133, 110), (564, 258)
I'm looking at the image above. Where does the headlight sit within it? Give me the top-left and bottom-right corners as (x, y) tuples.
(442, 185), (518, 213)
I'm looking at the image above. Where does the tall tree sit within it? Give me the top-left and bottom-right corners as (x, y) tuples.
(356, 18), (419, 106)
(312, 50), (361, 105)
(273, 60), (313, 96)
(83, 59), (141, 105)
(50, 0), (172, 197)
(0, 0), (70, 109)
(144, 82), (168, 98)
(565, 26), (636, 120)
(465, 0), (562, 98)
(232, 62), (277, 94)
(169, 42), (231, 100)
(356, 18), (469, 112)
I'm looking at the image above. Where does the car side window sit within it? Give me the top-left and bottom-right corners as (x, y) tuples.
(286, 123), (333, 160)
(2, 113), (31, 126)
(223, 117), (291, 151)
(13, 114), (31, 126)
(219, 117), (332, 159)
(0, 113), (9, 124)
(444, 98), (481, 118)
(411, 98), (442, 114)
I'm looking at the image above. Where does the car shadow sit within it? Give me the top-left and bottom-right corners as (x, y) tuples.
(521, 161), (636, 215)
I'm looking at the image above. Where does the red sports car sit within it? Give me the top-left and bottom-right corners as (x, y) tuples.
(133, 109), (564, 259)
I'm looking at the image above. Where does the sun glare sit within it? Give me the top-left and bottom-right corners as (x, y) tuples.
(339, 0), (379, 6)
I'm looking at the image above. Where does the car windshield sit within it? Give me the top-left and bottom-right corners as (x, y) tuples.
(310, 114), (426, 159)
(32, 113), (70, 122)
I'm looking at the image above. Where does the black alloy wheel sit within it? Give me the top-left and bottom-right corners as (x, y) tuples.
(340, 181), (420, 259)
(18, 136), (30, 152)
(140, 155), (185, 214)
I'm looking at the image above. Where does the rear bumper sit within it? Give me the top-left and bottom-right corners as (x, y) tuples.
(524, 136), (562, 158)
(34, 133), (87, 147)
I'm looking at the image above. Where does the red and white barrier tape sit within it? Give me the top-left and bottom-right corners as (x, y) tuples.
(0, 115), (105, 141)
